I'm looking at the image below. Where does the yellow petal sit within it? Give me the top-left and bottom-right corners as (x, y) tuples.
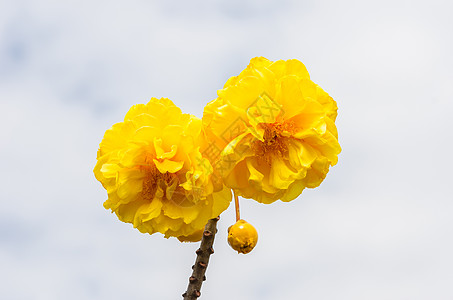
(162, 201), (200, 224)
(268, 59), (310, 80)
(100, 163), (120, 178)
(269, 157), (297, 190)
(284, 59), (310, 79)
(305, 132), (341, 166)
(162, 125), (184, 149)
(210, 186), (232, 217)
(116, 169), (144, 199)
(280, 180), (306, 202)
(136, 199), (163, 223)
(152, 138), (178, 160)
(288, 99), (325, 132)
(177, 230), (203, 242)
(131, 113), (160, 128)
(153, 214), (184, 234)
(165, 177), (178, 201)
(275, 75), (305, 120)
(246, 158), (264, 183)
(287, 139), (318, 169)
(218, 76), (270, 115)
(98, 122), (135, 157)
(117, 177), (143, 199)
(315, 85), (338, 121)
(153, 159), (184, 173)
(133, 126), (160, 145)
(303, 157), (331, 188)
(247, 92), (283, 128)
(115, 198), (147, 223)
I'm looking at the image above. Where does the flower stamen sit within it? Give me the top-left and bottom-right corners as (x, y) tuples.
(141, 163), (179, 202)
(253, 123), (290, 165)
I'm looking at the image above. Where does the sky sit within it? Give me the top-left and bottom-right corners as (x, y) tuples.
(1, 0), (452, 299)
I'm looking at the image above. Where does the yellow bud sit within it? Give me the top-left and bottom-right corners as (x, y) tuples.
(227, 219), (258, 254)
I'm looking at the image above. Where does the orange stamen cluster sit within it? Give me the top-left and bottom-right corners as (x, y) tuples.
(253, 122), (295, 165)
(141, 164), (179, 202)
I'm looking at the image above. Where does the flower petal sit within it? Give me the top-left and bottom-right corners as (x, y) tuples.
(136, 199), (163, 223)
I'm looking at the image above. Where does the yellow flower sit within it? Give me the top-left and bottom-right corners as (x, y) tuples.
(203, 57), (341, 204)
(94, 98), (231, 241)
(227, 219), (258, 254)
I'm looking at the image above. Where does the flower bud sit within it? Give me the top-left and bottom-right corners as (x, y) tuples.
(227, 219), (258, 254)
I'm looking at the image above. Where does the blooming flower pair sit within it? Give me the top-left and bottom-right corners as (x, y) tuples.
(94, 57), (341, 243)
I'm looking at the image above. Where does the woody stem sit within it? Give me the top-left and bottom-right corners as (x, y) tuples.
(183, 216), (219, 300)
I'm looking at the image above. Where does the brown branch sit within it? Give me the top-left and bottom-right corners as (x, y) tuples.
(182, 216), (219, 299)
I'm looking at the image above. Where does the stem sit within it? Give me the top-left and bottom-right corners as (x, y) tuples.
(234, 192), (240, 222)
(183, 216), (219, 299)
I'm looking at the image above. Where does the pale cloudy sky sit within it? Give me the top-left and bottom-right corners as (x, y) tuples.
(1, 0), (452, 299)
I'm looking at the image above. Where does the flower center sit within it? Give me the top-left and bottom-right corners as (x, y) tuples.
(253, 122), (294, 165)
(141, 164), (179, 202)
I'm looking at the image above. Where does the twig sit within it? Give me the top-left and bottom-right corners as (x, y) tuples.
(183, 216), (219, 299)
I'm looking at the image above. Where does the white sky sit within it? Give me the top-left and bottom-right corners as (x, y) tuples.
(1, 0), (452, 299)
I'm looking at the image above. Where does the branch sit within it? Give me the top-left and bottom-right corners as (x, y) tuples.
(183, 216), (219, 299)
